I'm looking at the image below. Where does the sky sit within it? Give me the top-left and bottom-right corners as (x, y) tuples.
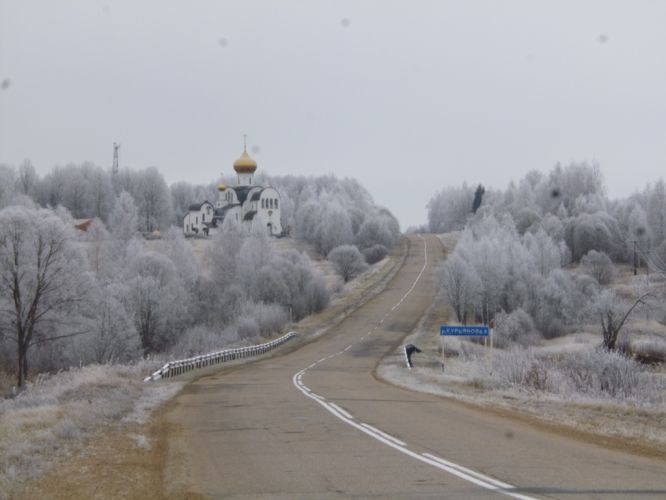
(1, 1), (665, 229)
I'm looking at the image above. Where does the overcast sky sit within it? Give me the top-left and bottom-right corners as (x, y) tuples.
(1, 1), (665, 228)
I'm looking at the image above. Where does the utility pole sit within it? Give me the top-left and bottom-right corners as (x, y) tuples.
(112, 142), (120, 176)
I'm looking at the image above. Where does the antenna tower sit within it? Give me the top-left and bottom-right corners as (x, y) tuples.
(112, 142), (120, 175)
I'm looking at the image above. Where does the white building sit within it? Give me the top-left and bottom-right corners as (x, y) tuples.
(183, 143), (283, 237)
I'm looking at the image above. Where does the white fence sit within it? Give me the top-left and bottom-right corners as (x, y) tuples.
(143, 331), (297, 382)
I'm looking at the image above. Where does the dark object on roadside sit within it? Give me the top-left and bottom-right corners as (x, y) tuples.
(403, 344), (422, 369)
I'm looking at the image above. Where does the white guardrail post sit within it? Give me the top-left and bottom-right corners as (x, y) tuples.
(144, 331), (297, 382)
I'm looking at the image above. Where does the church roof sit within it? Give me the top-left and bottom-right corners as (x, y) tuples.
(214, 204), (237, 218)
(234, 186), (254, 204)
(250, 189), (265, 201)
(243, 210), (257, 221)
(188, 201), (212, 211)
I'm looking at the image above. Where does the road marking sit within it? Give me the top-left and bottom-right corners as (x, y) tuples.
(292, 236), (534, 499)
(360, 423), (406, 447)
(329, 403), (353, 419)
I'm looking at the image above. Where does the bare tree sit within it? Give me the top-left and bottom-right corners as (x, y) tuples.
(593, 290), (652, 351)
(0, 206), (91, 386)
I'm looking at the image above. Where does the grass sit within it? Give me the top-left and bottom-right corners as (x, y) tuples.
(0, 361), (184, 499)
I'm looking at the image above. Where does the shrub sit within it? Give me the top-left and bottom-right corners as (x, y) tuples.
(493, 308), (540, 348)
(362, 244), (388, 264)
(327, 245), (368, 282)
(581, 250), (614, 285)
(559, 349), (644, 399)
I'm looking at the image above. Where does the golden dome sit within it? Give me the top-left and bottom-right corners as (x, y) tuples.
(217, 183), (227, 191)
(233, 148), (257, 174)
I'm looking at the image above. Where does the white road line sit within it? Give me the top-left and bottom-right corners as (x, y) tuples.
(360, 423), (406, 447)
(422, 453), (514, 490)
(292, 236), (535, 498)
(329, 403), (353, 419)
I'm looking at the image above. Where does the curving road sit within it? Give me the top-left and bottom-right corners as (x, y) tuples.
(164, 234), (666, 499)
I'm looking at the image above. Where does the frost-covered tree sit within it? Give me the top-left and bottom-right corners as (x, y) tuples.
(523, 228), (562, 277)
(134, 167), (172, 232)
(87, 283), (140, 363)
(581, 250), (614, 285)
(0, 206), (92, 386)
(16, 159), (38, 197)
(170, 181), (196, 225)
(83, 218), (115, 279)
(272, 174), (399, 257)
(356, 210), (400, 250)
(109, 191), (139, 244)
(328, 245), (368, 282)
(427, 183), (474, 233)
(318, 204), (354, 255)
(0, 164), (16, 208)
(440, 254), (480, 324)
(647, 179), (666, 246)
(125, 250), (188, 353)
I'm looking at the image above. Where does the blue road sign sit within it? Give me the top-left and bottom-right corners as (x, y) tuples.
(440, 325), (489, 336)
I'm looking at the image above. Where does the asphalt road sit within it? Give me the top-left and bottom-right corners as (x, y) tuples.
(164, 234), (666, 499)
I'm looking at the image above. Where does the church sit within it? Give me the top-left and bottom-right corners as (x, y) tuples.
(183, 142), (283, 237)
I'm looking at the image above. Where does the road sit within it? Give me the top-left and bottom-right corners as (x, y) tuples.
(164, 234), (666, 499)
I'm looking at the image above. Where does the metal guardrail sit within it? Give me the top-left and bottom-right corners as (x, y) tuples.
(143, 331), (297, 382)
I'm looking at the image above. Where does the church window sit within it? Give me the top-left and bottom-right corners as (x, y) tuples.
(202, 214), (205, 222)
(275, 199), (278, 209)
(196, 216), (198, 224)
(269, 199), (273, 209)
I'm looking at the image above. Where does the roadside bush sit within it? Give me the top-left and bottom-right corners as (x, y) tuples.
(559, 349), (644, 400)
(328, 245), (368, 282)
(362, 244), (388, 264)
(236, 317), (260, 340)
(493, 309), (540, 348)
(169, 326), (230, 358)
(241, 302), (289, 336)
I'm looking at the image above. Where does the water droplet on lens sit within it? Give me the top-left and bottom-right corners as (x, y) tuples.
(340, 18), (351, 28)
(0, 79), (10, 90)
(218, 37), (229, 47)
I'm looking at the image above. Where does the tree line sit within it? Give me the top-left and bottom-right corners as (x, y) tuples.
(0, 160), (402, 388)
(429, 163), (666, 350)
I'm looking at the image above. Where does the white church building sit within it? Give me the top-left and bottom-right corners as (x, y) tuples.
(183, 142), (283, 237)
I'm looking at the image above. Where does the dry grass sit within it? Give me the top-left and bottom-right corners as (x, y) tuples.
(0, 362), (184, 499)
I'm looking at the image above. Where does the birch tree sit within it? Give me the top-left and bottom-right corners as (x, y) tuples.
(0, 206), (91, 386)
